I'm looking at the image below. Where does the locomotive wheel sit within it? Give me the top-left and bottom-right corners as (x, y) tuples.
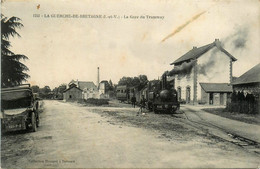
(31, 112), (37, 132)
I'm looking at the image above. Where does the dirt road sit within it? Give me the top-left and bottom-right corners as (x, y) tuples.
(1, 100), (259, 168)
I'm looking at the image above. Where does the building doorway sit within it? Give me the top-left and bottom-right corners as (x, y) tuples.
(177, 87), (181, 102)
(220, 93), (224, 105)
(209, 93), (213, 105)
(186, 86), (191, 103)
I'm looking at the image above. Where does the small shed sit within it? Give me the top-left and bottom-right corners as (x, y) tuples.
(232, 63), (260, 93)
(230, 63), (260, 114)
(200, 83), (232, 105)
(63, 84), (83, 101)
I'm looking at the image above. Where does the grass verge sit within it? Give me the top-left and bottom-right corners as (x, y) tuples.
(202, 108), (260, 125)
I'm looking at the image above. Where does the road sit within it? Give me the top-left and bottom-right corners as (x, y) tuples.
(1, 100), (259, 168)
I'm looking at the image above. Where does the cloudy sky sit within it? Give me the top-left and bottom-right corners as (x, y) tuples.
(2, 0), (259, 89)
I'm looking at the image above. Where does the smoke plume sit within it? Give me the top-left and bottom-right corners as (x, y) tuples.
(223, 26), (249, 50)
(197, 47), (218, 76)
(166, 26), (250, 78)
(165, 60), (196, 77)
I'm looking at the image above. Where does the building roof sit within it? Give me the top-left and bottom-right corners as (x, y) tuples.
(69, 80), (97, 90)
(100, 80), (109, 83)
(78, 81), (97, 90)
(63, 85), (82, 93)
(232, 63), (260, 85)
(200, 83), (232, 92)
(171, 39), (237, 65)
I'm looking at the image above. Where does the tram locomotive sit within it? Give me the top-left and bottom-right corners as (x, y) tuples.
(116, 74), (180, 113)
(144, 74), (180, 113)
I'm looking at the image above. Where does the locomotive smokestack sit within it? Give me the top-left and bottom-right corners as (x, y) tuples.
(162, 73), (167, 90)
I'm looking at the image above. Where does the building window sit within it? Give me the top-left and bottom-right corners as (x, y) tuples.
(69, 95), (72, 99)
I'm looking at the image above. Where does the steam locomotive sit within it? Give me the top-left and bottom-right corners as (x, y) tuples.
(116, 74), (180, 113)
(143, 74), (180, 113)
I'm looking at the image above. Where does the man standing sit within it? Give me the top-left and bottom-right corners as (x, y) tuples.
(131, 95), (136, 108)
(137, 95), (146, 116)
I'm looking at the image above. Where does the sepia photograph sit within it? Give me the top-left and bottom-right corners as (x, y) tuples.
(1, 0), (259, 168)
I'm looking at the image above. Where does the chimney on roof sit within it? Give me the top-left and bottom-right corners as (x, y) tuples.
(193, 46), (197, 49)
(214, 38), (221, 47)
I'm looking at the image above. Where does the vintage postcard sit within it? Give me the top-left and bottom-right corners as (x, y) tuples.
(1, 0), (259, 168)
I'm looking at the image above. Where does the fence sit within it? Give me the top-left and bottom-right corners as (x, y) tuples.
(226, 92), (259, 114)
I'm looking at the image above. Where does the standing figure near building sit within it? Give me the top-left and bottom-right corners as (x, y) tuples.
(131, 95), (136, 108)
(137, 95), (146, 116)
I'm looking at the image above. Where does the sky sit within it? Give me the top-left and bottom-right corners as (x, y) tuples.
(2, 0), (260, 89)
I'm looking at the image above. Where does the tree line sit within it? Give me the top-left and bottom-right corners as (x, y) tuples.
(31, 84), (67, 99)
(117, 75), (148, 91)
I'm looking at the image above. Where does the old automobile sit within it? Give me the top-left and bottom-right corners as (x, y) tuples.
(1, 84), (40, 132)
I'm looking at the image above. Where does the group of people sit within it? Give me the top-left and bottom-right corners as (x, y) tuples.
(131, 95), (146, 116)
(231, 90), (255, 102)
(228, 90), (258, 114)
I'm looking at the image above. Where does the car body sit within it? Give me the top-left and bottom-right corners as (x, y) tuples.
(1, 84), (40, 132)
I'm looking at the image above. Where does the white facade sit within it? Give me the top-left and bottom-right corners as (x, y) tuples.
(175, 45), (233, 104)
(68, 80), (99, 100)
(196, 47), (231, 101)
(175, 69), (194, 103)
(98, 83), (109, 98)
(83, 88), (99, 100)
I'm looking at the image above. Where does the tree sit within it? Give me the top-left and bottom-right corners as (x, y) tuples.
(52, 84), (67, 99)
(31, 85), (40, 93)
(108, 79), (114, 91)
(118, 75), (148, 90)
(39, 86), (52, 99)
(139, 75), (148, 84)
(132, 77), (140, 86)
(138, 75), (148, 90)
(58, 84), (66, 93)
(118, 77), (133, 86)
(41, 86), (51, 94)
(1, 14), (29, 87)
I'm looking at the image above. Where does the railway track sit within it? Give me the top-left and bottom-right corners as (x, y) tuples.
(179, 107), (260, 155)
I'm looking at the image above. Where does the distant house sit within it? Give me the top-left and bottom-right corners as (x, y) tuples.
(69, 80), (97, 91)
(170, 39), (237, 105)
(63, 83), (83, 101)
(66, 80), (99, 100)
(200, 83), (232, 105)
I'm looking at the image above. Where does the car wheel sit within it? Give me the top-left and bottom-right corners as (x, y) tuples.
(31, 112), (37, 132)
